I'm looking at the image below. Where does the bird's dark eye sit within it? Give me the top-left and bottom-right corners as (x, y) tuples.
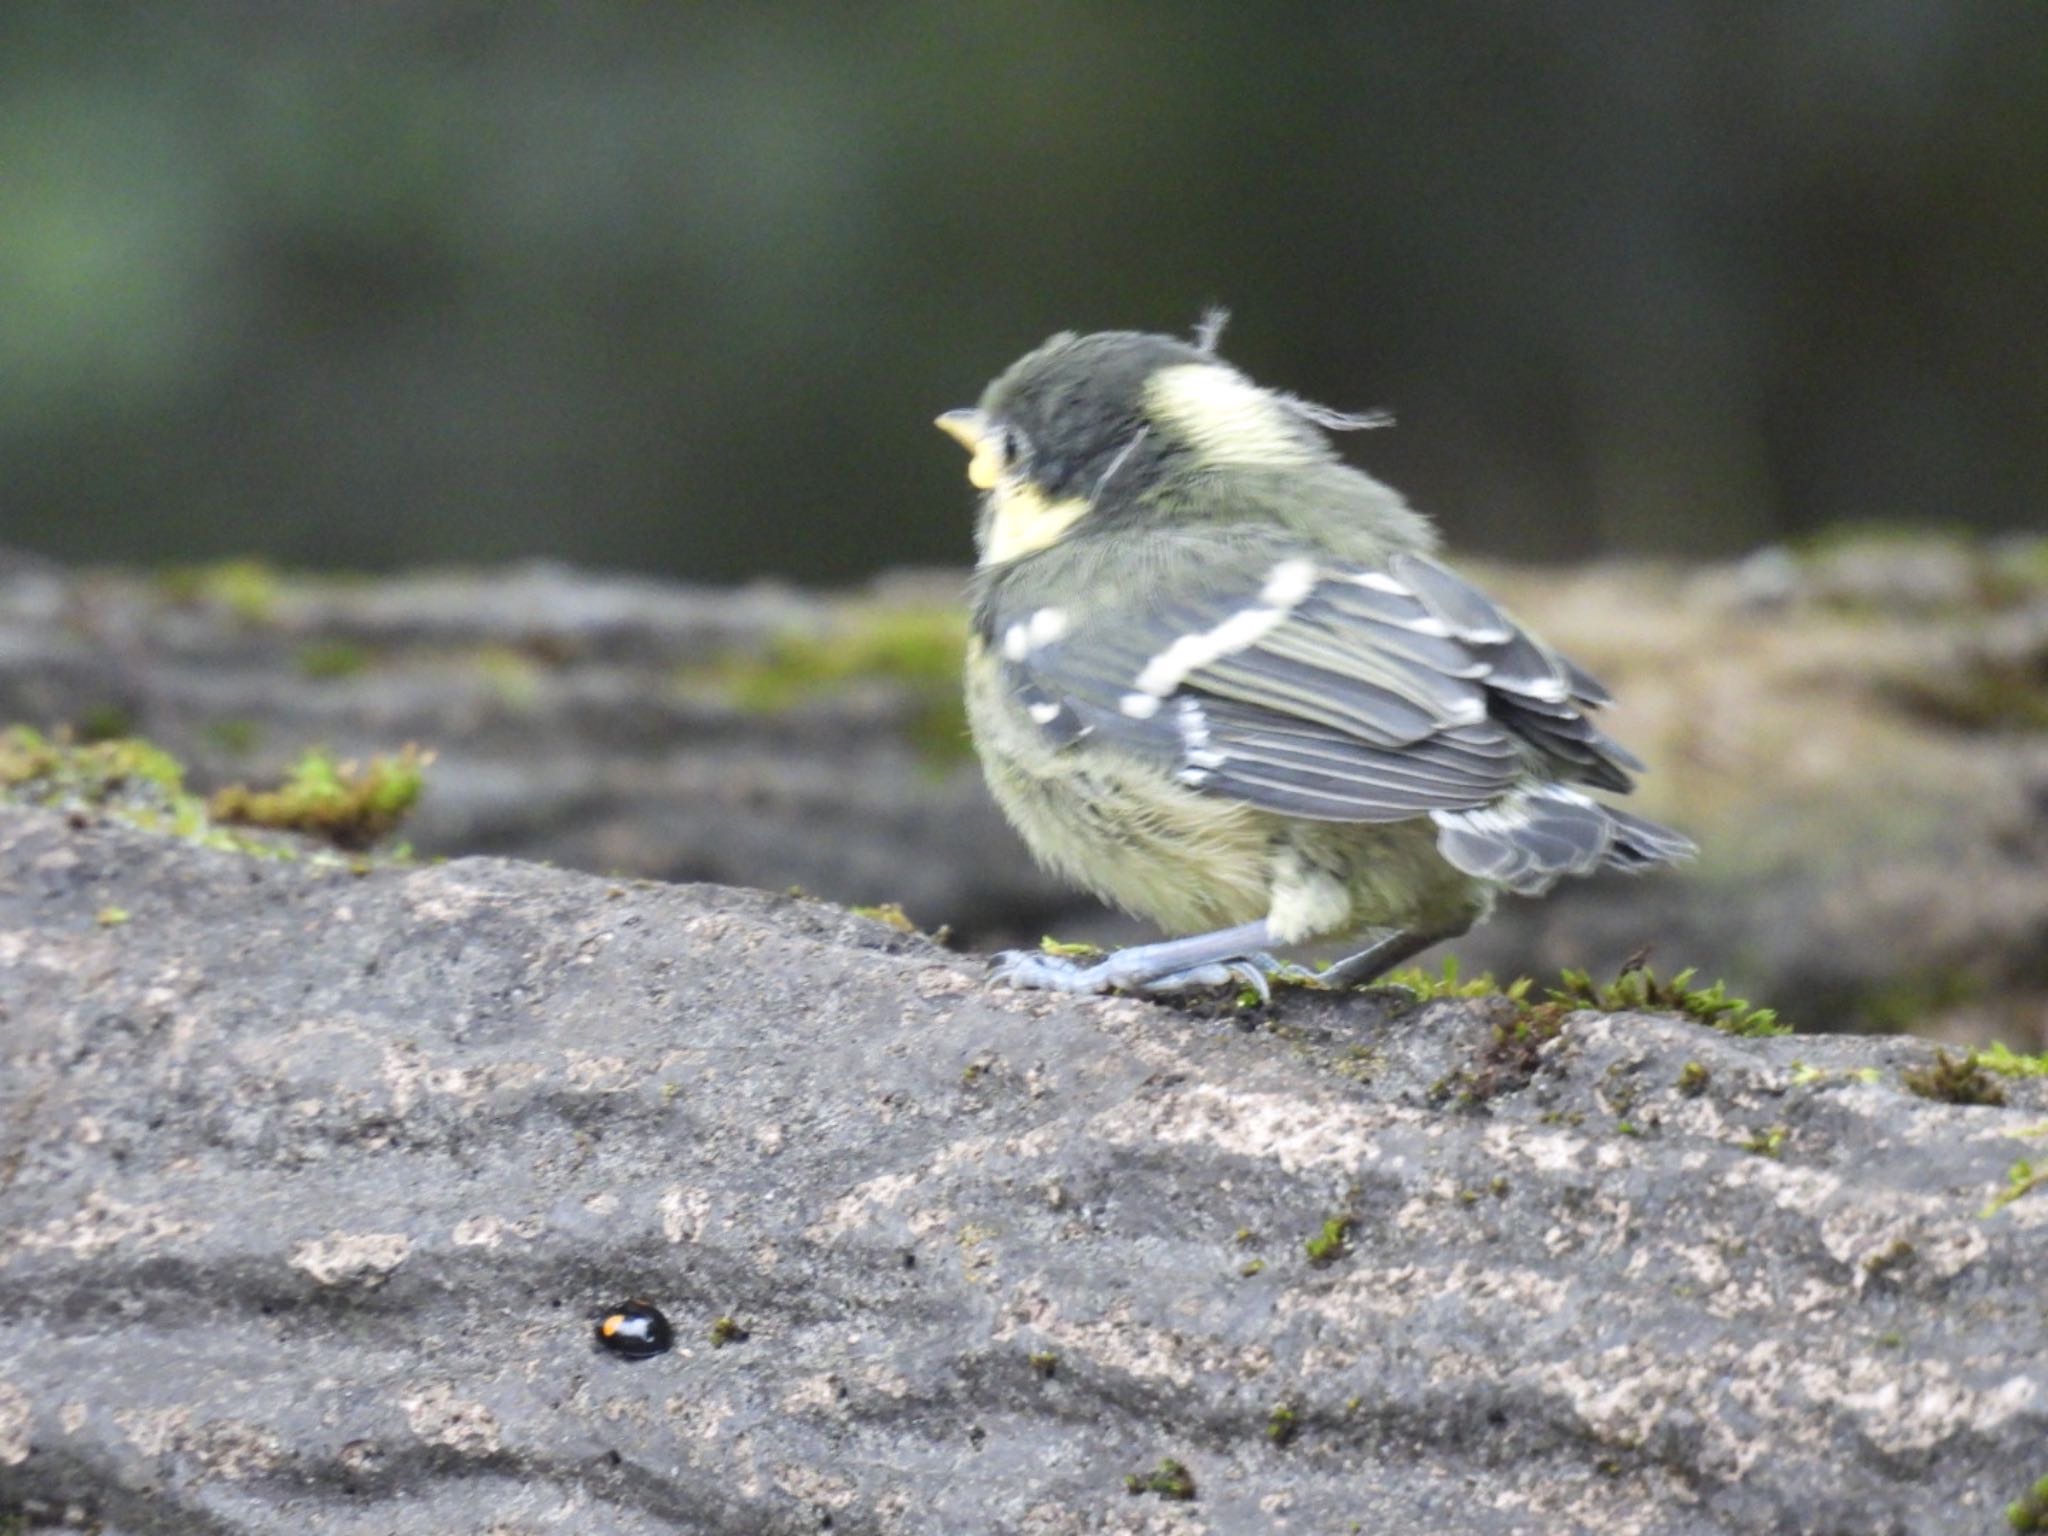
(1000, 426), (1026, 467)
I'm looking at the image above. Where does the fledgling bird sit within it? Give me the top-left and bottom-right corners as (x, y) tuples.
(937, 316), (1695, 996)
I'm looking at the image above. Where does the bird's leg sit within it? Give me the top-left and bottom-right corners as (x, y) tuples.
(1309, 928), (1454, 989)
(990, 920), (1287, 1000)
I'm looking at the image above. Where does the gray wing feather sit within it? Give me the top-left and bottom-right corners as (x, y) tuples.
(987, 545), (1687, 877)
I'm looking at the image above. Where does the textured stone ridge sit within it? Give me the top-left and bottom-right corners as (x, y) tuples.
(1, 804), (2044, 1535)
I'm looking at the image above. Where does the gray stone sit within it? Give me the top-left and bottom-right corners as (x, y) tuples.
(6, 549), (2048, 1041)
(2, 806), (2044, 1533)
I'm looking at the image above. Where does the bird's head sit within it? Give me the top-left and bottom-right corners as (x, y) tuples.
(937, 316), (1385, 568)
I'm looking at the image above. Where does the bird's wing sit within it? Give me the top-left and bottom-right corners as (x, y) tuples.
(986, 546), (1643, 824)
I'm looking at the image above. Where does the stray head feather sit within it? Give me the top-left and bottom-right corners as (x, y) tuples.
(1191, 307), (1391, 433)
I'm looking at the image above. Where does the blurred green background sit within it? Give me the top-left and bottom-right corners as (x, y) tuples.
(3, 3), (2043, 584)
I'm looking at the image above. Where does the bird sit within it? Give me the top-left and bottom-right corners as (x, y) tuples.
(936, 314), (1695, 997)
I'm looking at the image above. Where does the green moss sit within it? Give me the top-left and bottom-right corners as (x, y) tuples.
(1902, 1049), (2007, 1107)
(156, 558), (283, 623)
(1742, 1127), (1788, 1158)
(1386, 953), (1533, 1003)
(209, 745), (428, 850)
(1549, 965), (1788, 1037)
(1266, 1402), (1300, 1447)
(1407, 962), (1782, 1108)
(1038, 935), (1104, 959)
(1238, 1258), (1266, 1277)
(2009, 1474), (2048, 1533)
(95, 905), (130, 927)
(1305, 1214), (1353, 1266)
(296, 641), (372, 680)
(1124, 1458), (1196, 1501)
(1979, 1042), (2048, 1079)
(0, 726), (317, 861)
(1676, 1061), (1710, 1096)
(849, 901), (917, 934)
(679, 605), (972, 766)
(709, 1315), (749, 1347)
(1, 726), (185, 799)
(1981, 1160), (2048, 1220)
(1028, 1350), (1057, 1378)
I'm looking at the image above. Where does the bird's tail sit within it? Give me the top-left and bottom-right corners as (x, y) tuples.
(1430, 785), (1696, 897)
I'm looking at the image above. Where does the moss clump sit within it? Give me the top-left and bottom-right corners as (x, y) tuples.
(1982, 1160), (2047, 1220)
(1386, 953), (1533, 1003)
(1036, 935), (1106, 963)
(708, 1315), (749, 1348)
(1902, 1049), (2008, 1107)
(849, 902), (917, 934)
(95, 906), (130, 928)
(1400, 961), (1784, 1103)
(1550, 965), (1787, 1037)
(1028, 1351), (1057, 1378)
(1676, 1061), (1711, 1096)
(2008, 1473), (2048, 1532)
(1742, 1126), (1788, 1158)
(209, 746), (428, 851)
(155, 558), (283, 623)
(1266, 1401), (1300, 1446)
(296, 641), (372, 680)
(0, 726), (421, 866)
(1, 726), (185, 804)
(1304, 1214), (1353, 1266)
(1979, 1043), (2048, 1079)
(680, 605), (971, 765)
(0, 727), (278, 855)
(1124, 1458), (1196, 1501)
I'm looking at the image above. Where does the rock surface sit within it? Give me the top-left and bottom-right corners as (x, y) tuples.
(3, 806), (2046, 1533)
(3, 543), (2047, 1042)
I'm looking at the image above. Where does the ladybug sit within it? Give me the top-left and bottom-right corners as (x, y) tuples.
(595, 1299), (673, 1361)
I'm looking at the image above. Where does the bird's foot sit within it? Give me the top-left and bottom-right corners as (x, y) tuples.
(989, 947), (1307, 1003)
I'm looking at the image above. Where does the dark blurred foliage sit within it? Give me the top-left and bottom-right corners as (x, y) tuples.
(2, 3), (2043, 584)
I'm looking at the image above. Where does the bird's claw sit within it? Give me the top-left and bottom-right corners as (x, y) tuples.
(988, 948), (1301, 1003)
(986, 949), (1110, 994)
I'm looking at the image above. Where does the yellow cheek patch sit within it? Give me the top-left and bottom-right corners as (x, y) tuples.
(979, 481), (1089, 566)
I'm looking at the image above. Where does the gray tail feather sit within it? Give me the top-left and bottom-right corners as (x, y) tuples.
(1602, 805), (1699, 872)
(1431, 787), (1696, 897)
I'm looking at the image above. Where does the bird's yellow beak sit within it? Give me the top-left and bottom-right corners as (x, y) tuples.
(935, 409), (1003, 491)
